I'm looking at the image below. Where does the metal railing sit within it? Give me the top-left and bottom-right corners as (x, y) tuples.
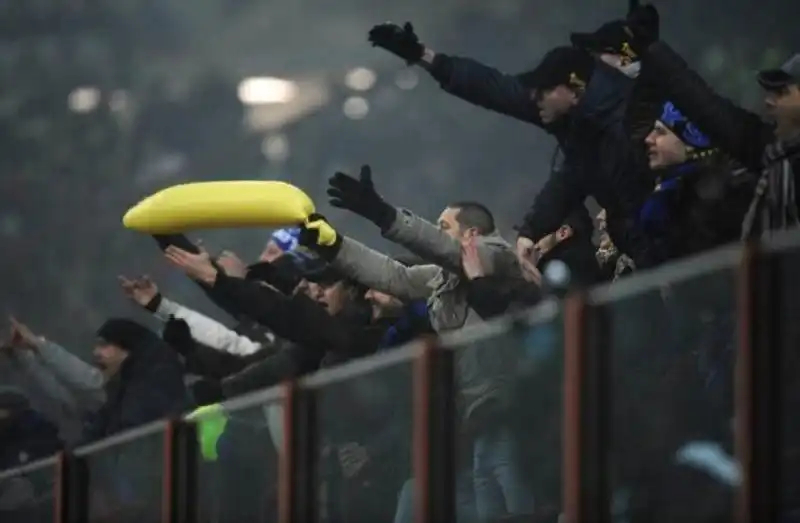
(2, 230), (798, 523)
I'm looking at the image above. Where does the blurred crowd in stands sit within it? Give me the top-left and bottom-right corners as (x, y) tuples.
(1, 0), (798, 522)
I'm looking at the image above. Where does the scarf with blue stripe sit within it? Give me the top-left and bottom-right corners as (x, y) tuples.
(639, 102), (714, 233)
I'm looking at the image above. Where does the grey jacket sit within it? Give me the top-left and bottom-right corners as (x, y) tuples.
(10, 341), (105, 444)
(333, 208), (521, 421)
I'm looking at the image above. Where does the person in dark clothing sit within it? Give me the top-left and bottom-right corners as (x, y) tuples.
(163, 244), (383, 401)
(0, 388), (62, 521)
(0, 387), (62, 471)
(82, 319), (192, 442)
(367, 22), (653, 267)
(637, 101), (753, 265)
(620, 4), (800, 238)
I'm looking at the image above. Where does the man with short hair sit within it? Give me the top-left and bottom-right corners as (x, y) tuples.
(300, 165), (532, 522)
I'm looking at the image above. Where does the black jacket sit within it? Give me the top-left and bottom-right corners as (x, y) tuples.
(83, 332), (192, 442)
(641, 41), (800, 236)
(637, 157), (754, 266)
(426, 55), (652, 261)
(198, 273), (382, 399)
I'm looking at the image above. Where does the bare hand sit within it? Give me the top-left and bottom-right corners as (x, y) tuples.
(516, 236), (535, 260)
(8, 316), (42, 351)
(216, 251), (248, 278)
(461, 238), (485, 280)
(338, 442), (368, 478)
(119, 275), (159, 307)
(164, 245), (218, 285)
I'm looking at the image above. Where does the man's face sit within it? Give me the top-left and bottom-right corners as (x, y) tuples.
(364, 289), (403, 319)
(259, 240), (284, 262)
(645, 121), (689, 169)
(765, 84), (800, 140)
(437, 207), (473, 241)
(306, 280), (350, 316)
(535, 85), (577, 123)
(92, 342), (128, 377)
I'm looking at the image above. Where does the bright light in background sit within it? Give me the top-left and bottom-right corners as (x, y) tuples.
(68, 87), (100, 113)
(395, 69), (419, 90)
(343, 97), (369, 120)
(238, 77), (298, 105)
(344, 67), (377, 91)
(261, 133), (290, 163)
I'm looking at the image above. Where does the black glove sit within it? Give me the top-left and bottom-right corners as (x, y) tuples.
(368, 22), (425, 65)
(298, 213), (343, 261)
(626, 4), (659, 55)
(162, 317), (195, 356)
(327, 165), (397, 230)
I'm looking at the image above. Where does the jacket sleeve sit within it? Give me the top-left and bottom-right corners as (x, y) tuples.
(381, 207), (518, 277)
(211, 272), (361, 354)
(644, 41), (773, 170)
(332, 236), (440, 301)
(518, 164), (586, 242)
(154, 297), (263, 356)
(220, 344), (320, 398)
(180, 342), (263, 380)
(33, 340), (106, 410)
(426, 54), (548, 128)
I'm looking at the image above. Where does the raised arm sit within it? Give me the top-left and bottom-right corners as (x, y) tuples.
(367, 21), (554, 129)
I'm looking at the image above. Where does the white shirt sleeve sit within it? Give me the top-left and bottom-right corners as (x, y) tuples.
(154, 297), (264, 356)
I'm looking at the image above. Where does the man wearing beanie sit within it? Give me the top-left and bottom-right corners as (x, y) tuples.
(83, 318), (191, 442)
(635, 101), (753, 266)
(620, 4), (800, 238)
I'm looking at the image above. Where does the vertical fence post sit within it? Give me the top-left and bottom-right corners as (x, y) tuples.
(413, 337), (456, 523)
(563, 292), (609, 523)
(278, 380), (316, 523)
(735, 242), (780, 523)
(54, 452), (73, 523)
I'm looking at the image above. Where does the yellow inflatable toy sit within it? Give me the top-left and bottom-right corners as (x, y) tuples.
(122, 181), (314, 234)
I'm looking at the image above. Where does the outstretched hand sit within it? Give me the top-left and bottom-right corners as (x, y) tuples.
(164, 245), (218, 285)
(119, 275), (159, 307)
(327, 165), (397, 229)
(368, 22), (425, 64)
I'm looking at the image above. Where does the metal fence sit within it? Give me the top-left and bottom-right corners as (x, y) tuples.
(1, 231), (797, 523)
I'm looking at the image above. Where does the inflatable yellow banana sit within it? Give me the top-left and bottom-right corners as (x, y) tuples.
(122, 181), (314, 234)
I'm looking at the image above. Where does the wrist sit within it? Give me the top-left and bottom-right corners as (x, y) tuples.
(144, 293), (163, 313)
(372, 202), (398, 231)
(199, 268), (218, 286)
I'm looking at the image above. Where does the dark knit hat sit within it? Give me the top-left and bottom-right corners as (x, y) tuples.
(96, 318), (152, 353)
(517, 46), (594, 91)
